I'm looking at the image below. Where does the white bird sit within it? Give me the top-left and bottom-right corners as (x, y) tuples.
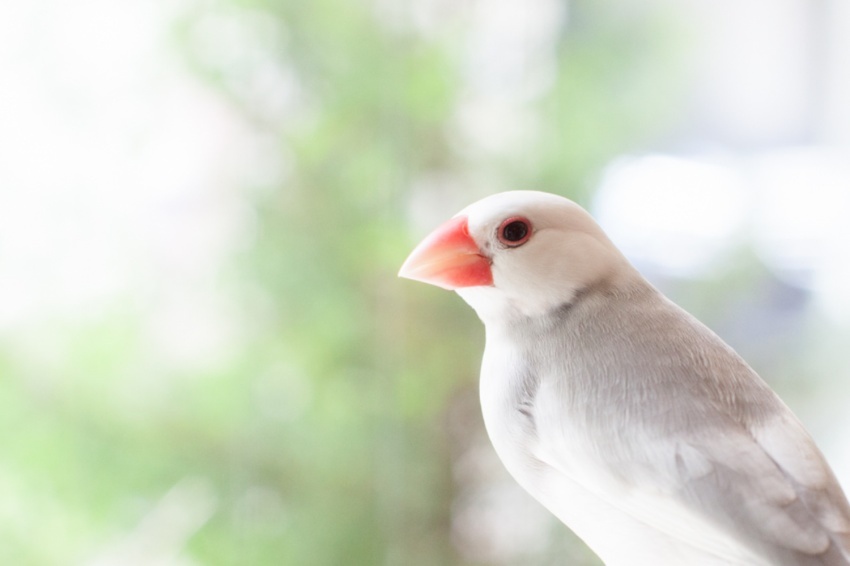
(399, 191), (850, 565)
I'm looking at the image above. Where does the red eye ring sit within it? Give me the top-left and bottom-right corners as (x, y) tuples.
(497, 216), (532, 247)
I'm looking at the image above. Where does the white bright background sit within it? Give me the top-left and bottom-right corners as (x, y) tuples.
(0, 0), (265, 373)
(1, 0), (849, 563)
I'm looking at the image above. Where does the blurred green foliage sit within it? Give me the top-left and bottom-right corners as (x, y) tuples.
(0, 1), (682, 565)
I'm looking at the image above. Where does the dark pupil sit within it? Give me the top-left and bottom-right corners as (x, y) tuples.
(502, 221), (528, 242)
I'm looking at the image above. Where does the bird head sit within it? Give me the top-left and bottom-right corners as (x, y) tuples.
(399, 191), (635, 322)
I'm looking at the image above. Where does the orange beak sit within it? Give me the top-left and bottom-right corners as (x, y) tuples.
(398, 215), (493, 290)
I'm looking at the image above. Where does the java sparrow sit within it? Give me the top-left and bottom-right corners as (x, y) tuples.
(399, 191), (850, 565)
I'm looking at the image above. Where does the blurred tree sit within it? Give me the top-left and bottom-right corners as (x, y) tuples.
(0, 1), (681, 565)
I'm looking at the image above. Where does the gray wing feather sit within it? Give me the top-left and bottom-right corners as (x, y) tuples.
(630, 292), (850, 564)
(677, 417), (850, 564)
(539, 284), (850, 564)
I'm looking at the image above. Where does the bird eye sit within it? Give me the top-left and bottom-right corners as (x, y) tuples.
(497, 217), (532, 247)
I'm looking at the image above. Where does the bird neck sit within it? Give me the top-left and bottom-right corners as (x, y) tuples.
(459, 265), (647, 332)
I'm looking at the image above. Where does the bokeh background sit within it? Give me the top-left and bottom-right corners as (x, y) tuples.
(2, 0), (849, 564)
